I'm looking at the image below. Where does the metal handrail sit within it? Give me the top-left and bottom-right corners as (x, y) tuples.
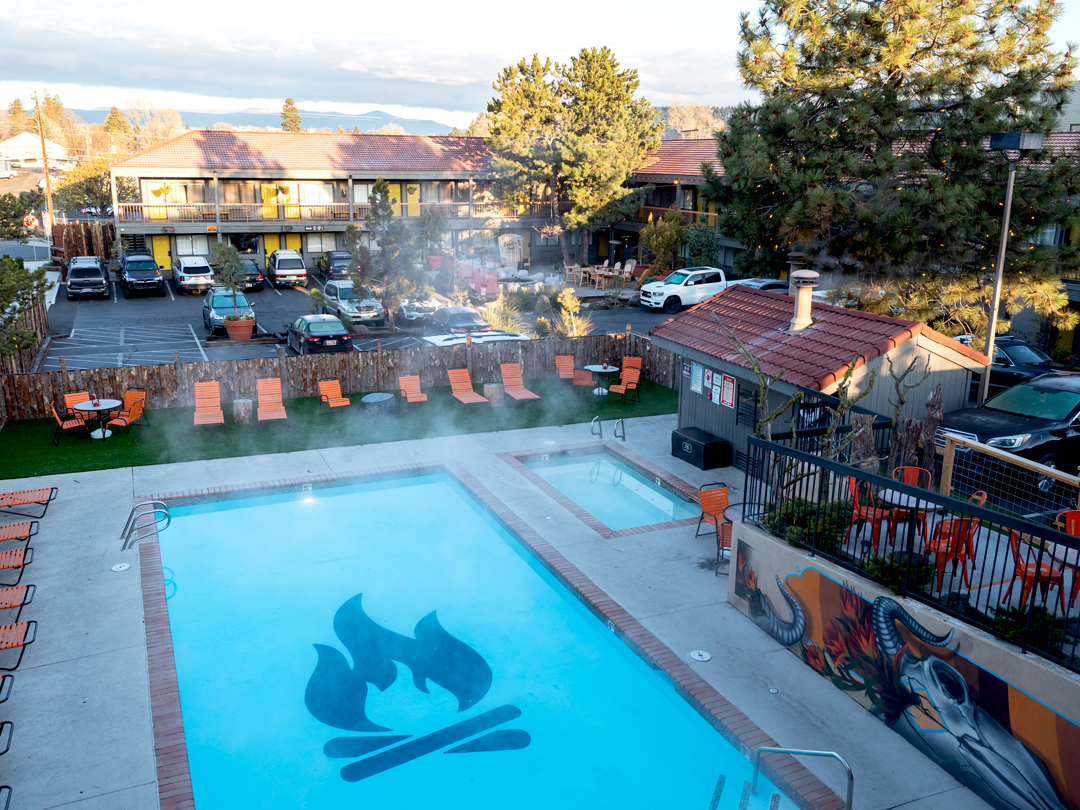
(120, 500), (171, 550)
(614, 419), (625, 442)
(591, 416), (603, 439)
(752, 747), (853, 810)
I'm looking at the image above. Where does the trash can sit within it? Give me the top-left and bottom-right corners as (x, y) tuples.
(671, 427), (731, 470)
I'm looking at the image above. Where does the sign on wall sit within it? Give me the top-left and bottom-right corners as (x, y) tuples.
(690, 363), (704, 394)
(720, 374), (736, 408)
(682, 362), (691, 378)
(711, 383), (721, 405)
(704, 369), (713, 387)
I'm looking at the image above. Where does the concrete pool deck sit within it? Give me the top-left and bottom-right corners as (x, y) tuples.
(1, 413), (994, 810)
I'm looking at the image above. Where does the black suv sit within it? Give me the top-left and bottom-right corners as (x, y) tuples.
(66, 257), (110, 300)
(939, 372), (1080, 479)
(118, 253), (166, 297)
(422, 307), (492, 336)
(317, 251), (352, 281)
(968, 337), (1054, 400)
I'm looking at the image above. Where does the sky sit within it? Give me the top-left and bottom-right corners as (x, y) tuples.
(2, 0), (1080, 130)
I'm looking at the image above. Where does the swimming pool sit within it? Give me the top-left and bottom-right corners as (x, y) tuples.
(158, 473), (794, 809)
(524, 453), (699, 531)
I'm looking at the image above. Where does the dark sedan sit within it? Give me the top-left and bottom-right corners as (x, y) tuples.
(286, 314), (353, 355)
(317, 251), (352, 281)
(240, 258), (265, 291)
(422, 307), (492, 336)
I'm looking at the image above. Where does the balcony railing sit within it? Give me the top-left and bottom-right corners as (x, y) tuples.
(638, 206), (715, 226)
(116, 201), (484, 225)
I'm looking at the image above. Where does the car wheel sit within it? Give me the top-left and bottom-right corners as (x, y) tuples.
(122, 283), (130, 299)
(158, 285), (167, 297)
(66, 290), (73, 301)
(1035, 453), (1060, 494)
(662, 296), (681, 314)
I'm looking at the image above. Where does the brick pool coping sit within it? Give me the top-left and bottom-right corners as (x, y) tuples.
(134, 463), (845, 810)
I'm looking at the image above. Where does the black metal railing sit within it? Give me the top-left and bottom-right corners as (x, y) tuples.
(770, 389), (893, 460)
(743, 436), (1080, 673)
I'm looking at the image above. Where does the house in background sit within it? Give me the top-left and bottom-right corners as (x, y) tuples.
(648, 259), (988, 470)
(0, 131), (68, 164)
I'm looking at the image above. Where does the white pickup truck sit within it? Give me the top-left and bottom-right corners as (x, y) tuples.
(639, 266), (730, 314)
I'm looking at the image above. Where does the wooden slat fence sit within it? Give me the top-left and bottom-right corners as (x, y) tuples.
(0, 332), (679, 424)
(0, 299), (49, 376)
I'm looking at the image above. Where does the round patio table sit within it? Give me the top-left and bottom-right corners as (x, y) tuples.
(583, 364), (619, 396)
(360, 392), (395, 417)
(877, 488), (946, 553)
(73, 398), (122, 440)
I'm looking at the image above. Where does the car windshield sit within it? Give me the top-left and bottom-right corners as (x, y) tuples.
(212, 294), (249, 308)
(1003, 344), (1052, 365)
(985, 383), (1080, 421)
(70, 267), (100, 279)
(126, 261), (158, 273)
(277, 259), (304, 270)
(309, 322), (343, 334)
(451, 312), (487, 326)
(663, 272), (688, 285)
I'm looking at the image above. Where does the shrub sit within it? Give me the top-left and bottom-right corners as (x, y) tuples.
(765, 498), (853, 555)
(535, 317), (551, 338)
(557, 288), (581, 315)
(865, 553), (936, 595)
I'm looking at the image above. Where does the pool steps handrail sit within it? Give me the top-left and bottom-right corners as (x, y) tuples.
(591, 416), (603, 439)
(614, 419), (626, 442)
(752, 746), (853, 810)
(121, 501), (171, 550)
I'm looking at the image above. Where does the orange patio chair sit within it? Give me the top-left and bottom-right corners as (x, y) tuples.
(1002, 530), (1065, 611)
(923, 516), (980, 591)
(193, 381), (226, 431)
(572, 369), (594, 396)
(447, 369), (489, 406)
(111, 388), (150, 425)
(968, 490), (988, 507)
(608, 366), (641, 403)
(0, 547), (31, 588)
(50, 402), (90, 447)
(0, 487), (57, 519)
(847, 477), (892, 554)
(1053, 511), (1080, 610)
(500, 363), (540, 403)
(398, 375), (428, 405)
(695, 484), (732, 570)
(106, 395), (147, 443)
(0, 619), (36, 671)
(555, 356), (575, 381)
(886, 465), (933, 545)
(0, 523), (37, 547)
(622, 356), (642, 371)
(62, 391), (90, 426)
(318, 378), (351, 416)
(0, 586), (35, 624)
(257, 378), (288, 423)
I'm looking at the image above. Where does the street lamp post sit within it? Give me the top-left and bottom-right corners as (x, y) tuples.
(976, 132), (1045, 407)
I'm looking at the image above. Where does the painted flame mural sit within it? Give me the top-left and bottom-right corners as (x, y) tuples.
(306, 594), (530, 782)
(735, 550), (1080, 810)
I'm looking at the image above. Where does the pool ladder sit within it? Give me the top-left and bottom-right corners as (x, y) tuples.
(120, 501), (171, 550)
(591, 417), (627, 443)
(752, 747), (853, 810)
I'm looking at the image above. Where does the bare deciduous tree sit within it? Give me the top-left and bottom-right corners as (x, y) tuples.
(884, 355), (931, 475)
(123, 99), (182, 149)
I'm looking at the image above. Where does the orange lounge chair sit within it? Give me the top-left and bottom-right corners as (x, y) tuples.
(500, 364), (540, 402)
(318, 378), (351, 416)
(257, 378), (289, 423)
(608, 367), (641, 403)
(447, 369), (489, 406)
(0, 586), (34, 624)
(398, 375), (428, 405)
(555, 356), (575, 381)
(50, 403), (90, 447)
(193, 382), (226, 431)
(0, 620), (36, 671)
(106, 395), (147, 443)
(0, 523), (37, 547)
(0, 548), (31, 588)
(0, 488), (57, 519)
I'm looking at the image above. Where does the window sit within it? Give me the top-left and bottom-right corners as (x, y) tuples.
(301, 183), (335, 204)
(353, 183), (373, 203)
(222, 182), (256, 205)
(229, 234), (260, 254)
(175, 235), (209, 256)
(1071, 124), (1080, 132)
(307, 234), (337, 252)
(737, 385), (758, 428)
(703, 271), (723, 284)
(422, 181), (452, 203)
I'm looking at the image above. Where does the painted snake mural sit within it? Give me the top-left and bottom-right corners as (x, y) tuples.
(736, 558), (1076, 810)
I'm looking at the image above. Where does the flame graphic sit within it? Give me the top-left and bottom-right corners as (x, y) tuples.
(305, 594), (493, 732)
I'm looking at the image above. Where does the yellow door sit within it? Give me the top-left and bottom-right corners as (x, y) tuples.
(388, 183), (401, 216)
(264, 234), (280, 267)
(283, 183), (300, 219)
(406, 183), (420, 217)
(151, 235), (171, 272)
(285, 234), (302, 253)
(261, 185), (279, 220)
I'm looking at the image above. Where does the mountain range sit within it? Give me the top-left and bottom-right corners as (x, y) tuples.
(70, 108), (453, 136)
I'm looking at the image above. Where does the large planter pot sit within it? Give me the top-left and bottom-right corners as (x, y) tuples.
(223, 318), (256, 341)
(425, 255), (444, 272)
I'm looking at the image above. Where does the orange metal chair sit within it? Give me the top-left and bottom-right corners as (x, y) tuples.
(1053, 511), (1080, 610)
(696, 483), (733, 570)
(0, 547), (31, 588)
(50, 403), (89, 447)
(256, 378), (288, 423)
(622, 356), (642, 370)
(555, 356), (575, 381)
(0, 586), (35, 624)
(572, 369), (594, 395)
(111, 388), (149, 425)
(193, 382), (226, 431)
(398, 375), (428, 405)
(0, 487), (57, 519)
(847, 477), (892, 553)
(0, 620), (36, 671)
(887, 466), (934, 544)
(447, 369), (488, 406)
(0, 523), (36, 547)
(318, 378), (351, 416)
(1002, 530), (1065, 611)
(923, 517), (980, 591)
(106, 396), (147, 443)
(968, 491), (988, 507)
(62, 391), (90, 425)
(500, 364), (540, 402)
(608, 367), (641, 403)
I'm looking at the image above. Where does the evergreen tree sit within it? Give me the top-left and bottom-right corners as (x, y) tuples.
(6, 100), (30, 133)
(0, 256), (50, 358)
(639, 210), (686, 275)
(352, 126), (361, 134)
(281, 98), (302, 132)
(364, 177), (427, 325)
(102, 106), (130, 134)
(335, 125), (346, 134)
(704, 0), (1080, 345)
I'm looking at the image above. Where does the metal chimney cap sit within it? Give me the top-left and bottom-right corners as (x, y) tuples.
(790, 269), (820, 287)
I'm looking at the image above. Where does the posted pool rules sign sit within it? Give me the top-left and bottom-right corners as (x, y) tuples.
(720, 375), (735, 408)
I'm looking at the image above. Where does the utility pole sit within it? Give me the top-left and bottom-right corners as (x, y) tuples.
(32, 92), (55, 228)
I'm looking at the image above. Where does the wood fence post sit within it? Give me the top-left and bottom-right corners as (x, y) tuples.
(939, 436), (956, 498)
(59, 356), (67, 396)
(278, 347), (289, 399)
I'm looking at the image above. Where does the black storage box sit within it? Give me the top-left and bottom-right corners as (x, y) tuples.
(671, 427), (731, 470)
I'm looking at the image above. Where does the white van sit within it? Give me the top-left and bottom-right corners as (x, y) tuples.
(267, 250), (307, 288)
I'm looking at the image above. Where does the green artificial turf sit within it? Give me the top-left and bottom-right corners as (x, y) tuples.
(0, 378), (677, 479)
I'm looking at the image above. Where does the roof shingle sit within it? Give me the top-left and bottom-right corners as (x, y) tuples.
(631, 139), (722, 181)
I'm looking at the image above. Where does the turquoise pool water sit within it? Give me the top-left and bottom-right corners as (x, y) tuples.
(159, 475), (793, 809)
(525, 454), (699, 530)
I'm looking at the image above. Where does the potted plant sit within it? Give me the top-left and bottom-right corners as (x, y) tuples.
(209, 243), (255, 340)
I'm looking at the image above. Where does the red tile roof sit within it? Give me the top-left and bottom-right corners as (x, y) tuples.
(112, 131), (492, 174)
(649, 285), (987, 391)
(631, 139), (722, 182)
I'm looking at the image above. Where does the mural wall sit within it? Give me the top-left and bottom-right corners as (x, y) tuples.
(733, 544), (1080, 810)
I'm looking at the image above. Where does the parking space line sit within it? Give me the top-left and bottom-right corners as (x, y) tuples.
(112, 283), (117, 304)
(166, 282), (175, 302)
(187, 323), (209, 361)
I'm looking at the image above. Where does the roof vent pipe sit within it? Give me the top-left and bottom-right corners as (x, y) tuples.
(787, 253), (818, 333)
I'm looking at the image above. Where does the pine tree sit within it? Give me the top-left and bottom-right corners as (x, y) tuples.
(704, 0), (1080, 346)
(102, 106), (130, 134)
(352, 126), (361, 134)
(364, 177), (427, 325)
(281, 99), (302, 132)
(6, 100), (30, 132)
